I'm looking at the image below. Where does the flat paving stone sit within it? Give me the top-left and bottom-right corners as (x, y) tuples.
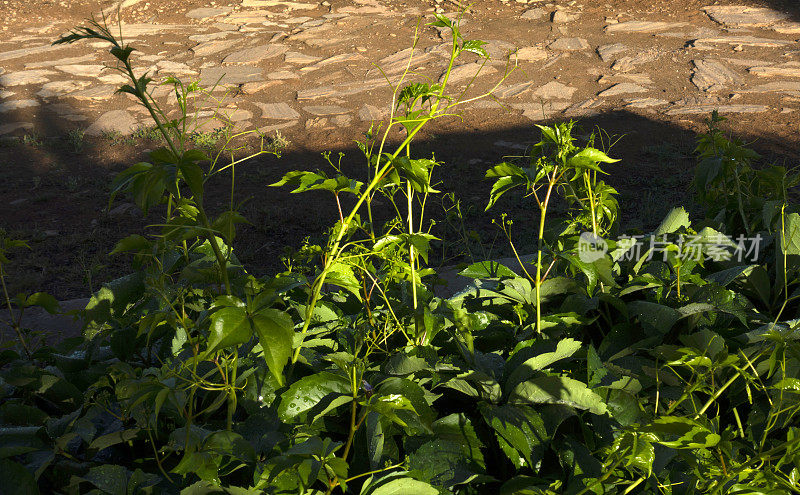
(703, 5), (788, 27)
(495, 81), (534, 99)
(444, 62), (497, 83)
(199, 66), (264, 86)
(267, 70), (299, 79)
(533, 81), (577, 99)
(85, 110), (139, 136)
(625, 97), (669, 108)
(103, 23), (188, 36)
(55, 64), (107, 77)
(284, 51), (322, 64)
(242, 0), (317, 9)
(514, 100), (572, 120)
(255, 102), (301, 120)
(371, 48), (435, 75)
(0, 99), (39, 112)
(0, 43), (69, 62)
(358, 104), (386, 121)
(666, 104), (768, 115)
(223, 44), (288, 64)
(748, 81), (800, 94)
(25, 54), (95, 69)
(598, 73), (652, 85)
(597, 43), (628, 63)
(296, 77), (385, 100)
(186, 7), (233, 19)
(605, 21), (688, 33)
(692, 36), (794, 49)
(516, 46), (547, 62)
(37, 80), (90, 98)
(748, 64), (800, 78)
(597, 82), (648, 97)
(68, 85), (117, 100)
(302, 105), (350, 116)
(192, 39), (240, 57)
(548, 37), (590, 51)
(0, 122), (34, 134)
(521, 8), (547, 20)
(0, 69), (55, 86)
(691, 59), (742, 92)
(612, 51), (662, 72)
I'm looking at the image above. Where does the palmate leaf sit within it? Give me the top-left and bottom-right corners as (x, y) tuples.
(485, 162), (529, 210)
(461, 39), (488, 58)
(270, 170), (363, 195)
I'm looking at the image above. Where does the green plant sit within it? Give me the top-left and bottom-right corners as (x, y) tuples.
(65, 127), (86, 152)
(19, 131), (43, 147)
(3, 10), (800, 495)
(485, 121), (619, 334)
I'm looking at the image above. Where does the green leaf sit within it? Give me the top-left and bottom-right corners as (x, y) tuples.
(377, 378), (435, 434)
(458, 261), (519, 279)
(326, 261), (363, 301)
(206, 306), (253, 355)
(509, 375), (608, 415)
(461, 39), (488, 58)
(433, 414), (485, 468)
(485, 164), (528, 210)
(83, 272), (145, 338)
(627, 301), (681, 335)
(180, 161), (205, 199)
(0, 459), (39, 495)
(779, 212), (800, 256)
(654, 207), (690, 236)
(367, 477), (439, 495)
(82, 464), (129, 495)
(506, 338), (582, 388)
(23, 293), (59, 314)
(480, 404), (547, 469)
(88, 428), (140, 452)
(393, 157), (438, 193)
(109, 234), (152, 255)
(0, 427), (48, 458)
(277, 372), (351, 423)
(252, 309), (294, 387)
(642, 417), (720, 449)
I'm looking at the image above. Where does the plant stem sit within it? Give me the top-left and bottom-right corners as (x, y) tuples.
(535, 174), (557, 334)
(0, 264), (31, 358)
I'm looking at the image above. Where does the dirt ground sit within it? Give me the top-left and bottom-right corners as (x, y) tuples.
(1, 0), (799, 300)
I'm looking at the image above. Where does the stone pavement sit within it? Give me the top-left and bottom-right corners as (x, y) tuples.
(0, 0), (798, 139)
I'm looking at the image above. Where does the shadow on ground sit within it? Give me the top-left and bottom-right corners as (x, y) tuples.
(2, 100), (800, 343)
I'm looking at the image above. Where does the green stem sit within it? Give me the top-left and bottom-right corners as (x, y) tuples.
(226, 350), (238, 431)
(0, 263), (31, 358)
(535, 175), (557, 335)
